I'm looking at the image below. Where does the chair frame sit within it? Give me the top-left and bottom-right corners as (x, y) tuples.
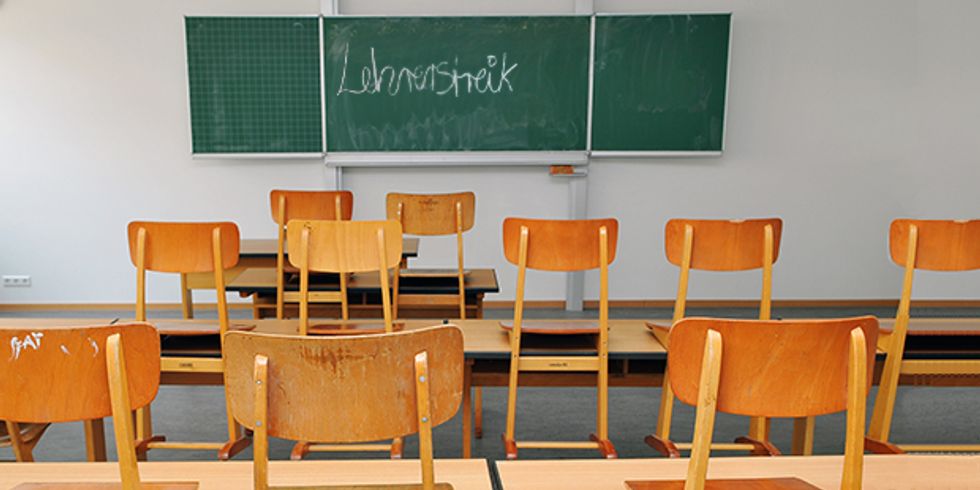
(867, 219), (980, 453)
(286, 219), (405, 460)
(225, 327), (460, 490)
(502, 218), (617, 459)
(635, 320), (871, 490)
(271, 190), (354, 320)
(646, 219), (820, 457)
(130, 221), (250, 460)
(387, 192), (475, 320)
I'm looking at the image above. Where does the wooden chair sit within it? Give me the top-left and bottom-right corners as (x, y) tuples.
(0, 322), (196, 489)
(270, 190), (354, 320)
(127, 221), (250, 459)
(285, 218), (405, 459)
(0, 422), (48, 462)
(386, 191), (475, 320)
(645, 218), (812, 457)
(867, 219), (980, 453)
(500, 217), (619, 459)
(628, 317), (878, 490)
(386, 192), (483, 437)
(224, 326), (464, 490)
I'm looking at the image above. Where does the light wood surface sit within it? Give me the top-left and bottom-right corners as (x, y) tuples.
(496, 455), (980, 490)
(0, 460), (492, 490)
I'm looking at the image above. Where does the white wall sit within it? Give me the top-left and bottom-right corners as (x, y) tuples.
(2, 0), (979, 305)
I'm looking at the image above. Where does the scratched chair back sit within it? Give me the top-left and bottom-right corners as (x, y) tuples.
(386, 192), (475, 235)
(224, 326), (463, 490)
(651, 317), (877, 490)
(502, 218), (618, 272)
(0, 323), (159, 423)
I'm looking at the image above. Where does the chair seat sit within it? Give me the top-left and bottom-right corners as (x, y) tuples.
(152, 321), (256, 336)
(625, 477), (819, 489)
(308, 322), (406, 335)
(12, 482), (199, 489)
(499, 321), (599, 335)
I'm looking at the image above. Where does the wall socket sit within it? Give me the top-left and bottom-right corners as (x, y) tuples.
(2, 275), (31, 287)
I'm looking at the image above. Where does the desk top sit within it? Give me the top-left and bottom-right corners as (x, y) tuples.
(496, 455), (980, 490)
(0, 459), (492, 490)
(225, 267), (499, 295)
(241, 238), (419, 258)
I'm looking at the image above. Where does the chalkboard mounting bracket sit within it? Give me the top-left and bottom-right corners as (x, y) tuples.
(323, 152), (589, 167)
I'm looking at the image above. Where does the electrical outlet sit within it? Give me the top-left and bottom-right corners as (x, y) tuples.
(2, 275), (31, 287)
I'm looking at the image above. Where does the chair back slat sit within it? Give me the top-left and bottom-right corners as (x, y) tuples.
(890, 219), (980, 271)
(386, 192), (475, 235)
(502, 218), (618, 271)
(286, 220), (403, 273)
(665, 218), (782, 271)
(127, 222), (239, 273)
(224, 326), (463, 443)
(668, 316), (877, 418)
(270, 190), (354, 223)
(0, 323), (159, 423)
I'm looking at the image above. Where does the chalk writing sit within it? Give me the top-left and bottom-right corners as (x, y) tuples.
(88, 338), (99, 356)
(60, 345), (71, 355)
(336, 43), (518, 98)
(9, 332), (44, 360)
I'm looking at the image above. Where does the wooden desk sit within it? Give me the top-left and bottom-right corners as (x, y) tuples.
(181, 238), (420, 318)
(0, 459), (492, 489)
(225, 268), (499, 319)
(496, 455), (980, 489)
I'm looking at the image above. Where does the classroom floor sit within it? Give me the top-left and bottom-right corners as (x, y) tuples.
(2, 305), (977, 462)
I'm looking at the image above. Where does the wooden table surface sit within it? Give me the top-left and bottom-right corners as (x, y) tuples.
(0, 459), (492, 490)
(496, 455), (980, 490)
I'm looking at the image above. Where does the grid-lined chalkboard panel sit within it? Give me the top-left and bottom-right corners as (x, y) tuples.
(592, 14), (731, 152)
(186, 17), (322, 154)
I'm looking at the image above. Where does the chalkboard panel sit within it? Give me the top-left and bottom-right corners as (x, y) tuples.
(323, 16), (590, 152)
(186, 17), (322, 154)
(592, 14), (731, 152)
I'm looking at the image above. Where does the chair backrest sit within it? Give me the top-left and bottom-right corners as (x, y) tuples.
(668, 317), (877, 418)
(664, 218), (782, 271)
(386, 192), (475, 235)
(889, 219), (980, 271)
(224, 326), (463, 443)
(269, 190), (354, 224)
(502, 218), (619, 272)
(126, 221), (239, 273)
(286, 219), (403, 274)
(0, 323), (159, 423)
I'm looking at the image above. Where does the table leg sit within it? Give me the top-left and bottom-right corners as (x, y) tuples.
(462, 359), (473, 458)
(84, 418), (106, 462)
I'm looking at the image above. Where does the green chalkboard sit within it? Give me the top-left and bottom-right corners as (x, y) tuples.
(185, 17), (322, 154)
(592, 14), (731, 152)
(323, 16), (590, 152)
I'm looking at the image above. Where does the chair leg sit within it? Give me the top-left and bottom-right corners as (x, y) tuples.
(649, 366), (677, 457)
(218, 397), (251, 460)
(474, 387), (483, 439)
(5, 421), (35, 462)
(644, 434), (681, 458)
(503, 363), (520, 460)
(290, 441), (312, 460)
(84, 418), (107, 462)
(791, 417), (815, 455)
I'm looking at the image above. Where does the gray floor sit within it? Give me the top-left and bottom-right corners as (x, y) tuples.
(2, 306), (978, 462)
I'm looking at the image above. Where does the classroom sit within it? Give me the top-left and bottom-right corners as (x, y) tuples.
(1, 0), (979, 488)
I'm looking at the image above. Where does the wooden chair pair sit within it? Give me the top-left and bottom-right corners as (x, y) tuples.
(500, 217), (619, 459)
(127, 221), (250, 459)
(867, 219), (980, 453)
(646, 218), (821, 456)
(629, 316), (878, 490)
(0, 322), (461, 490)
